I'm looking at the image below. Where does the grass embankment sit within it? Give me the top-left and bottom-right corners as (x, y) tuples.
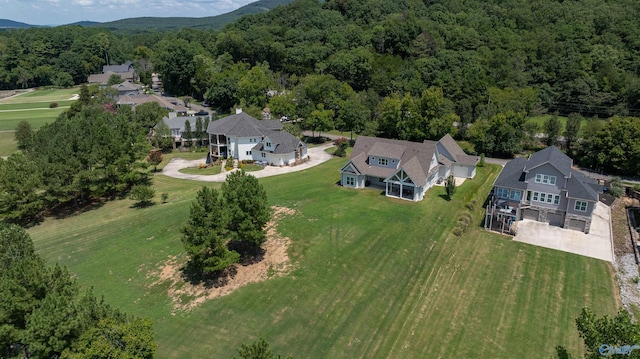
(0, 87), (78, 131)
(29, 160), (617, 358)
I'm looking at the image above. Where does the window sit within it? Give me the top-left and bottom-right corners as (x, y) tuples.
(575, 201), (588, 212)
(532, 191), (561, 205)
(496, 188), (509, 199)
(266, 142), (272, 147)
(345, 176), (355, 186)
(535, 173), (557, 185)
(509, 190), (522, 201)
(378, 158), (388, 166)
(246, 151), (251, 156)
(261, 153), (266, 158)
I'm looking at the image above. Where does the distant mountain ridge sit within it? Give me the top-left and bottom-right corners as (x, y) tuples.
(0, 0), (292, 31)
(0, 19), (34, 28)
(91, 0), (292, 32)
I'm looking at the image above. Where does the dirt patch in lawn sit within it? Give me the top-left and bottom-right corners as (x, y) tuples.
(148, 206), (296, 312)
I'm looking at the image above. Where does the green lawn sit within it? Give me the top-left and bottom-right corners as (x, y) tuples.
(179, 165), (222, 175)
(0, 107), (67, 131)
(28, 161), (618, 358)
(0, 100), (74, 111)
(0, 132), (17, 157)
(1, 87), (79, 104)
(0, 87), (79, 130)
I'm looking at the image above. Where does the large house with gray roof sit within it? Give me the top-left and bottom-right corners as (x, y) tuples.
(485, 146), (601, 234)
(207, 109), (307, 166)
(339, 134), (478, 201)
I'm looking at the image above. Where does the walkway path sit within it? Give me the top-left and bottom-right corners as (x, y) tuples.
(161, 143), (335, 182)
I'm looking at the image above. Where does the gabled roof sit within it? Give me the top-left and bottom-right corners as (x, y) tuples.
(117, 94), (188, 113)
(103, 61), (134, 74)
(494, 156), (529, 190)
(111, 80), (141, 92)
(340, 161), (362, 175)
(161, 116), (197, 132)
(207, 112), (281, 137)
(258, 130), (306, 154)
(524, 146), (572, 177)
(567, 169), (599, 201)
(347, 136), (437, 185)
(495, 147), (601, 201)
(437, 133), (479, 166)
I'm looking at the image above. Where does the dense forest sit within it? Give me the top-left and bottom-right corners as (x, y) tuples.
(1, 0), (639, 174)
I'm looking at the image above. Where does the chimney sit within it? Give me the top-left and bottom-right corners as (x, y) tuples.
(236, 108), (242, 114)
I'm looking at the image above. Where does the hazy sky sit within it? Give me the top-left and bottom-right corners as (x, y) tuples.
(3, 0), (257, 25)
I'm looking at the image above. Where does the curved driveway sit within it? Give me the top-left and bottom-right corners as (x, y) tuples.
(162, 143), (335, 182)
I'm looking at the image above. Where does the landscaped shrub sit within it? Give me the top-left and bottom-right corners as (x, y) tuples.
(466, 199), (477, 210)
(608, 185), (623, 198)
(49, 102), (58, 108)
(225, 157), (234, 171)
(161, 192), (169, 203)
(334, 140), (349, 157)
(478, 153), (486, 167)
(452, 226), (463, 237)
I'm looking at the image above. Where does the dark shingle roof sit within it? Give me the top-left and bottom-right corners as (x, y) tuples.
(567, 169), (599, 201)
(262, 130), (306, 154)
(207, 112), (281, 137)
(524, 146), (572, 177)
(494, 156), (529, 190)
(348, 136), (437, 184)
(103, 61), (133, 73)
(495, 147), (601, 201)
(437, 134), (479, 166)
(161, 116), (197, 132)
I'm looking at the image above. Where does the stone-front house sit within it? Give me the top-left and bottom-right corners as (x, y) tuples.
(485, 146), (601, 233)
(339, 134), (478, 201)
(207, 109), (307, 166)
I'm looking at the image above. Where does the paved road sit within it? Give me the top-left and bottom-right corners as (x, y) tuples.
(161, 143), (335, 182)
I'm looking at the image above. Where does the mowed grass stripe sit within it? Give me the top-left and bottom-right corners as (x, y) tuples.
(0, 100), (74, 110)
(29, 158), (617, 358)
(0, 107), (67, 130)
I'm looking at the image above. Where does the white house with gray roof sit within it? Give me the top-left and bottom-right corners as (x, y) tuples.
(207, 109), (307, 165)
(485, 146), (601, 234)
(339, 134), (478, 201)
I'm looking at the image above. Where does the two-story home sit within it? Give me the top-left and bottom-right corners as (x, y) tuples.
(157, 113), (210, 149)
(339, 135), (478, 201)
(485, 146), (601, 234)
(207, 109), (307, 166)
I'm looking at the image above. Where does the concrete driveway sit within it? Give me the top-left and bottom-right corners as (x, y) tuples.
(161, 143), (335, 182)
(513, 202), (614, 262)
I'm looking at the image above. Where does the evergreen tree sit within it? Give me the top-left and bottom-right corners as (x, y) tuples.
(545, 114), (562, 147)
(222, 170), (271, 252)
(564, 113), (582, 155)
(14, 120), (33, 150)
(181, 186), (239, 275)
(445, 175), (456, 201)
(183, 119), (193, 148)
(195, 117), (204, 147)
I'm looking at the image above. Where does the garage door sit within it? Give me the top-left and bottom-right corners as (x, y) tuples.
(547, 212), (564, 227)
(568, 219), (586, 232)
(522, 209), (539, 220)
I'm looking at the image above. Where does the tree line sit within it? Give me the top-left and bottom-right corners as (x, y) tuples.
(2, 0), (640, 176)
(0, 85), (167, 225)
